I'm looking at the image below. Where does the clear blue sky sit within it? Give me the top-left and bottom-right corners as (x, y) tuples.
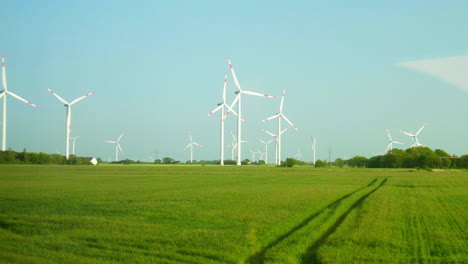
(2, 0), (467, 162)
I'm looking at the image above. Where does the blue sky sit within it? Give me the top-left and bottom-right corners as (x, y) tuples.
(2, 0), (467, 162)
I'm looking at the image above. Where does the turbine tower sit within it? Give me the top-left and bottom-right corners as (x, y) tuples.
(1, 55), (39, 151)
(183, 132), (203, 163)
(206, 72), (244, 165)
(226, 57), (276, 165)
(400, 123), (427, 148)
(257, 137), (273, 165)
(311, 137), (317, 165)
(70, 136), (79, 156)
(47, 88), (94, 159)
(104, 132), (124, 161)
(262, 89), (299, 165)
(385, 129), (403, 153)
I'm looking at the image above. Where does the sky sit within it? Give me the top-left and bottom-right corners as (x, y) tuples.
(1, 0), (467, 162)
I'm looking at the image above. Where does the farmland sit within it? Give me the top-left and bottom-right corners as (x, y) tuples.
(0, 165), (466, 263)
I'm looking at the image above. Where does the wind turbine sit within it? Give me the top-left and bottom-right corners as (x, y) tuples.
(183, 132), (203, 163)
(227, 131), (248, 161)
(70, 136), (79, 156)
(47, 88), (94, 159)
(1, 55), (39, 151)
(225, 57), (276, 165)
(293, 148), (303, 160)
(206, 72), (244, 165)
(104, 132), (124, 162)
(262, 126), (291, 166)
(261, 89), (299, 165)
(311, 137), (317, 165)
(385, 129), (403, 153)
(257, 137), (273, 164)
(400, 123), (427, 148)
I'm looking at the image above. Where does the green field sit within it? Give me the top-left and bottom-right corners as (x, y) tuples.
(0, 165), (466, 263)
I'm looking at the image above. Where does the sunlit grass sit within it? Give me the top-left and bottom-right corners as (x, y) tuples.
(0, 165), (466, 263)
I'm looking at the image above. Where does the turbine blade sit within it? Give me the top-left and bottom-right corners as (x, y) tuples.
(416, 123), (427, 136)
(386, 128), (392, 141)
(282, 115), (299, 131)
(222, 71), (228, 102)
(7, 91), (39, 108)
(393, 141), (404, 145)
(193, 142), (203, 147)
(280, 88), (286, 113)
(231, 131), (237, 141)
(256, 137), (266, 144)
(117, 132), (124, 142)
(385, 142), (392, 153)
(206, 104), (223, 117)
(400, 131), (414, 137)
(104, 140), (116, 143)
(46, 87), (69, 105)
(281, 126), (291, 134)
(70, 91), (95, 105)
(262, 129), (277, 137)
(183, 143), (191, 150)
(223, 94), (240, 120)
(223, 103), (246, 123)
(117, 143), (123, 153)
(242, 90), (276, 98)
(261, 114), (280, 122)
(227, 57), (242, 91)
(0, 91), (5, 99)
(2, 55), (7, 91)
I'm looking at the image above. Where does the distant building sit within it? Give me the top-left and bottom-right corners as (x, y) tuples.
(88, 157), (98, 165)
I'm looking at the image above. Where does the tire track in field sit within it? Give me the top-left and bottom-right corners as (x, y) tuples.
(248, 178), (379, 264)
(301, 178), (388, 264)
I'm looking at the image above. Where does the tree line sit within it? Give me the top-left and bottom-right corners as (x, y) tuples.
(0, 149), (100, 165)
(315, 147), (467, 169)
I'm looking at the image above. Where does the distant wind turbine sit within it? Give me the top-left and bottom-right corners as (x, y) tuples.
(105, 132), (124, 161)
(262, 126), (291, 165)
(1, 55), (39, 151)
(225, 57), (276, 165)
(262, 89), (299, 165)
(184, 132), (203, 163)
(70, 136), (79, 156)
(385, 129), (403, 153)
(400, 123), (427, 148)
(293, 148), (303, 160)
(47, 88), (94, 159)
(311, 137), (317, 165)
(257, 137), (273, 165)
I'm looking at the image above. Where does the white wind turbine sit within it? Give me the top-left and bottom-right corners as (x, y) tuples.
(1, 55), (39, 151)
(104, 132), (124, 162)
(293, 148), (303, 160)
(184, 132), (203, 163)
(311, 137), (317, 165)
(206, 72), (244, 165)
(262, 89), (299, 165)
(47, 88), (94, 159)
(226, 131), (248, 161)
(225, 57), (276, 165)
(385, 129), (403, 153)
(400, 123), (427, 148)
(70, 136), (79, 156)
(262, 126), (291, 165)
(257, 137), (273, 165)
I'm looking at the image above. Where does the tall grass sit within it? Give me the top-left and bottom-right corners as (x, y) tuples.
(0, 165), (466, 263)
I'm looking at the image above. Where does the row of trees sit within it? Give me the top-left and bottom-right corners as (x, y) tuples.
(318, 147), (467, 169)
(151, 147), (467, 169)
(0, 149), (100, 165)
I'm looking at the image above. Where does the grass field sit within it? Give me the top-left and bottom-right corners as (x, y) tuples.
(0, 165), (466, 263)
